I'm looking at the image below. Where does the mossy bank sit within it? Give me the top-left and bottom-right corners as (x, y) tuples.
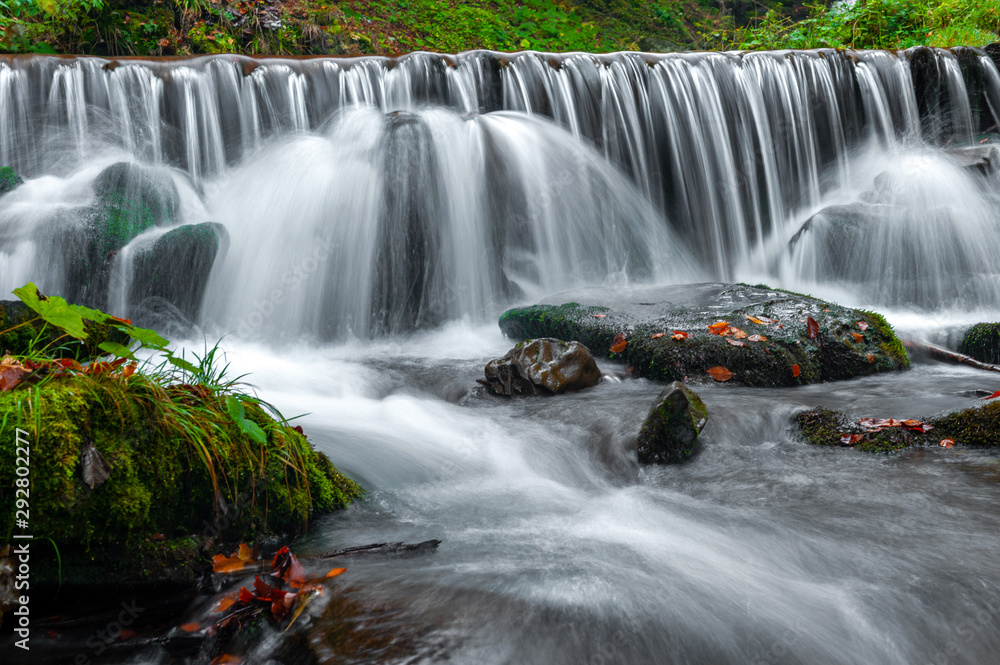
(0, 374), (361, 588)
(498, 283), (910, 387)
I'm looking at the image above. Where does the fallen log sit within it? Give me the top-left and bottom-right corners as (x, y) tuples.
(902, 339), (1000, 374)
(320, 540), (441, 560)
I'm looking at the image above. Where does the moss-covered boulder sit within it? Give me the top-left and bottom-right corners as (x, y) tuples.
(498, 284), (909, 387)
(958, 322), (1000, 365)
(0, 166), (23, 196)
(796, 401), (1000, 453)
(634, 381), (708, 464)
(0, 375), (361, 586)
(130, 222), (229, 320)
(0, 299), (128, 358)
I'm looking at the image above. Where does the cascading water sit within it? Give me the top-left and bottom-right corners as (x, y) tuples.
(4, 47), (1000, 665)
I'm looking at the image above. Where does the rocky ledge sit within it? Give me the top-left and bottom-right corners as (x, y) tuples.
(498, 283), (909, 387)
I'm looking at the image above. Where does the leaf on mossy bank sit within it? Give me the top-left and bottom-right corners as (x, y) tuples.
(0, 357), (29, 391)
(79, 438), (111, 489)
(226, 396), (267, 444)
(610, 332), (627, 354)
(707, 366), (734, 381)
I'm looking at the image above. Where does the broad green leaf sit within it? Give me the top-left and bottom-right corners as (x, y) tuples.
(226, 396), (267, 443)
(167, 355), (200, 374)
(122, 325), (169, 350)
(13, 283), (88, 339)
(98, 342), (136, 360)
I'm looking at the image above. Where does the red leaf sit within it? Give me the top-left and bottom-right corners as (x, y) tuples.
(651, 332), (666, 339)
(253, 575), (275, 601)
(940, 439), (955, 448)
(293, 425), (304, 434)
(238, 587), (255, 603)
(707, 366), (734, 382)
(671, 331), (688, 340)
(867, 353), (874, 363)
(708, 321), (730, 335)
(610, 333), (627, 354)
(840, 434), (863, 445)
(852, 332), (864, 342)
(857, 321), (869, 331)
(791, 364), (800, 378)
(806, 317), (819, 339)
(983, 391), (1000, 400)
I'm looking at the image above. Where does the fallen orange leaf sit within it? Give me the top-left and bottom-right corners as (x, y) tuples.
(867, 353), (874, 363)
(651, 333), (666, 339)
(984, 391), (1000, 400)
(707, 366), (734, 382)
(708, 321), (730, 335)
(744, 315), (766, 325)
(730, 327), (747, 339)
(747, 334), (767, 342)
(211, 655), (241, 665)
(592, 314), (607, 319)
(840, 434), (863, 445)
(179, 622), (201, 633)
(806, 317), (819, 339)
(852, 332), (864, 342)
(792, 364), (801, 378)
(940, 439), (955, 448)
(610, 332), (627, 354)
(671, 330), (688, 340)
(857, 321), (869, 331)
(214, 595), (238, 613)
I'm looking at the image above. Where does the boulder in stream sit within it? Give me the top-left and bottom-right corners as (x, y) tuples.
(634, 381), (708, 464)
(958, 322), (1000, 365)
(484, 338), (601, 396)
(90, 161), (179, 257)
(498, 284), (910, 387)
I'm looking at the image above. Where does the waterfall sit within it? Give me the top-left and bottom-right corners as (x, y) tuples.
(1, 47), (999, 337)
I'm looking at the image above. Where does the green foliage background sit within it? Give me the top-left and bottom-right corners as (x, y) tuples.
(0, 1), (998, 57)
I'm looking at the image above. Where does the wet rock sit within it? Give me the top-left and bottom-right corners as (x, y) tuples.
(958, 322), (1000, 365)
(0, 166), (23, 197)
(484, 338), (601, 396)
(498, 284), (910, 388)
(130, 222), (229, 320)
(90, 161), (179, 257)
(634, 381), (708, 464)
(944, 145), (1000, 177)
(796, 401), (1000, 453)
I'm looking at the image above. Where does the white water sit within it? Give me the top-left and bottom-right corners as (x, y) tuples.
(4, 48), (1000, 663)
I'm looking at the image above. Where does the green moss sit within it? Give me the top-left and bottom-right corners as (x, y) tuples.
(958, 322), (1000, 365)
(0, 300), (128, 359)
(0, 166), (23, 196)
(0, 374), (361, 580)
(795, 401), (1000, 454)
(861, 309), (911, 368)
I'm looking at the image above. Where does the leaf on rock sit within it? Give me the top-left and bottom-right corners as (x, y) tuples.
(791, 364), (801, 378)
(857, 321), (869, 331)
(79, 438), (111, 489)
(0, 357), (29, 391)
(940, 439), (955, 448)
(744, 315), (766, 325)
(707, 366), (734, 382)
(726, 339), (745, 347)
(840, 434), (863, 445)
(852, 332), (864, 343)
(671, 331), (688, 340)
(592, 314), (607, 319)
(730, 327), (747, 339)
(708, 321), (730, 335)
(212, 544), (258, 574)
(651, 332), (666, 339)
(867, 353), (874, 364)
(210, 655), (241, 665)
(806, 316), (819, 339)
(214, 595), (238, 613)
(179, 622), (201, 633)
(747, 334), (767, 342)
(610, 333), (627, 354)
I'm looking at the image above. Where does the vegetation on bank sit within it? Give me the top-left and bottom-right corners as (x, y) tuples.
(2, 0), (997, 57)
(0, 283), (361, 585)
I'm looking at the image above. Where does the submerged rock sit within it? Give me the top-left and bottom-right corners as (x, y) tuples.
(484, 338), (601, 396)
(796, 401), (1000, 453)
(0, 166), (23, 196)
(130, 222), (229, 320)
(958, 322), (1000, 365)
(498, 284), (909, 387)
(634, 381), (708, 464)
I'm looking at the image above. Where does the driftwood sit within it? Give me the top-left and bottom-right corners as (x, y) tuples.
(320, 540), (441, 560)
(902, 339), (1000, 374)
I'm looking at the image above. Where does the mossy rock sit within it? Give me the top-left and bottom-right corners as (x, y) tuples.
(0, 166), (23, 196)
(90, 162), (179, 258)
(0, 375), (362, 586)
(0, 299), (128, 359)
(958, 322), (1000, 365)
(795, 401), (1000, 453)
(130, 222), (229, 320)
(634, 381), (708, 464)
(498, 283), (909, 387)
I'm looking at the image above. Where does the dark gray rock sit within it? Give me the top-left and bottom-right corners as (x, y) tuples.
(958, 322), (1000, 365)
(0, 166), (23, 197)
(129, 222), (229, 320)
(484, 338), (601, 396)
(944, 145), (1000, 177)
(634, 381), (708, 464)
